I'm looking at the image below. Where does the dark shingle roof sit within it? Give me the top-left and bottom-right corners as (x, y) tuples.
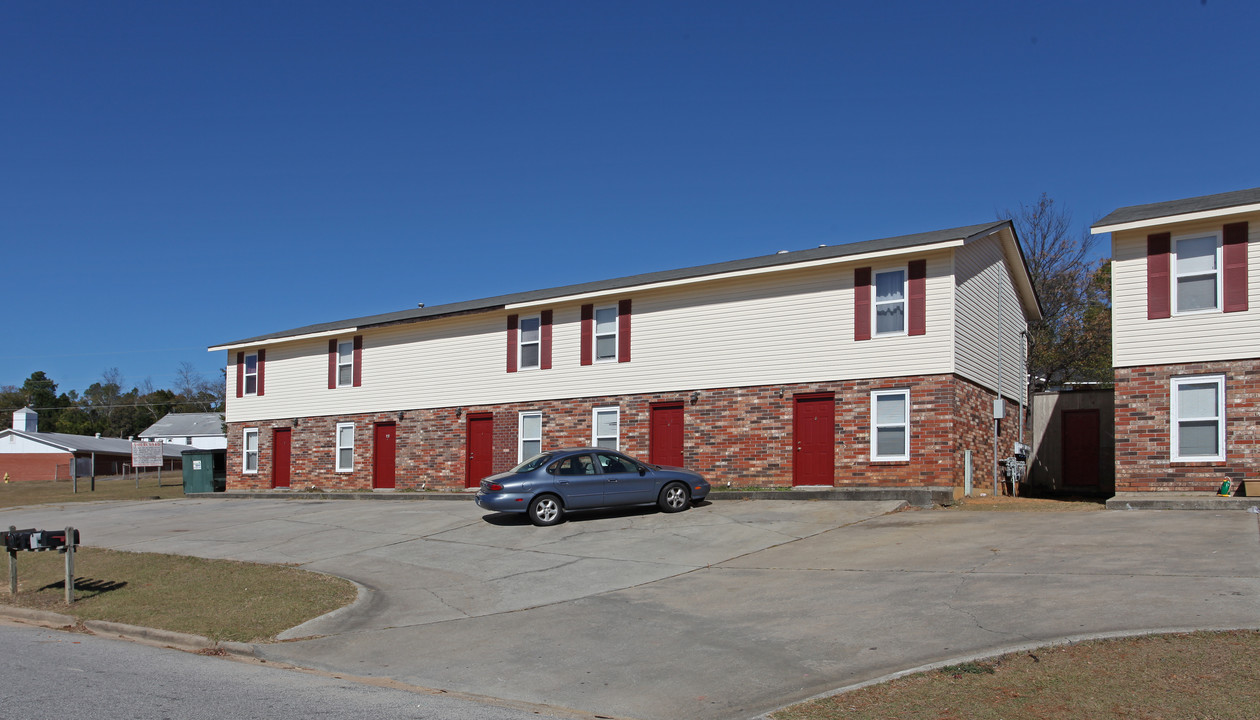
(1093, 187), (1260, 229)
(212, 220), (1015, 347)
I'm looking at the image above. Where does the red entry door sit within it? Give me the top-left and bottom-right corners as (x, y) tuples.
(1061, 409), (1100, 490)
(650, 403), (685, 467)
(272, 427), (291, 488)
(466, 413), (495, 488)
(373, 422), (396, 489)
(793, 394), (835, 486)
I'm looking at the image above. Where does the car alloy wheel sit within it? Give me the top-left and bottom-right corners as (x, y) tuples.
(529, 495), (563, 526)
(658, 482), (689, 513)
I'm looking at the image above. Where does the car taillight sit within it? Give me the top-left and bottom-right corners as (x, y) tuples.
(488, 483), (503, 491)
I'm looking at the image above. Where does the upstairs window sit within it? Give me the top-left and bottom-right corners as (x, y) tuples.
(519, 316), (541, 370)
(1174, 234), (1220, 314)
(594, 306), (619, 362)
(337, 341), (354, 387)
(874, 269), (906, 335)
(243, 353), (259, 395)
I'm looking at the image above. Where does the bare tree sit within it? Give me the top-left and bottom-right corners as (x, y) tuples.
(1001, 194), (1112, 389)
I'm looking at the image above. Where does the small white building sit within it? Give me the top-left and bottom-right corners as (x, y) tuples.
(138, 413), (227, 450)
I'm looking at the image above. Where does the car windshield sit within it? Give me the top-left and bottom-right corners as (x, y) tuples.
(511, 453), (553, 473)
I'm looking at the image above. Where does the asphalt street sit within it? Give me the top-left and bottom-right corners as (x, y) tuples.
(1, 498), (1257, 720)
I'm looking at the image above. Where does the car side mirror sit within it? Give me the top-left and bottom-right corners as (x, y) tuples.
(638, 466), (647, 476)
(547, 466), (557, 475)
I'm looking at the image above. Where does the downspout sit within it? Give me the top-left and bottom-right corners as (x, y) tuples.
(994, 269), (1003, 497)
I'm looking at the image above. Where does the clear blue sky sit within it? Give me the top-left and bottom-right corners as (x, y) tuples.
(3, 0), (1256, 396)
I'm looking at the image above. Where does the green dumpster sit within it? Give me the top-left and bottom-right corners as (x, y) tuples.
(182, 449), (220, 494)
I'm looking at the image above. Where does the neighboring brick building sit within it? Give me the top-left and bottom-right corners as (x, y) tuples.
(1093, 187), (1260, 493)
(0, 408), (188, 481)
(211, 221), (1040, 499)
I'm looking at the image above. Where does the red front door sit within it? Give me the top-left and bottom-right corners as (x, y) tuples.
(793, 394), (835, 486)
(272, 427), (291, 488)
(373, 422), (396, 489)
(650, 403), (685, 467)
(1061, 409), (1100, 489)
(466, 413), (495, 488)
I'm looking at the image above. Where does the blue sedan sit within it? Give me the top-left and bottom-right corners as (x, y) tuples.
(474, 448), (710, 526)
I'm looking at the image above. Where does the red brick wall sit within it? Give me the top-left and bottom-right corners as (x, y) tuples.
(226, 374), (1021, 493)
(1115, 359), (1260, 492)
(0, 453), (74, 482)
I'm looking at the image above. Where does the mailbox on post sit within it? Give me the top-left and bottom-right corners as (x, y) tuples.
(3, 525), (81, 603)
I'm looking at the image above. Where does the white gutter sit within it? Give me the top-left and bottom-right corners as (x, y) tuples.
(208, 327), (357, 353)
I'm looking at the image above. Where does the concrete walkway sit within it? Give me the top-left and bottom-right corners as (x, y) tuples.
(1, 498), (1257, 720)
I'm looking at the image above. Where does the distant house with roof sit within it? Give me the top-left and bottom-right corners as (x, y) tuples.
(139, 412), (226, 450)
(0, 408), (188, 482)
(1092, 186), (1259, 493)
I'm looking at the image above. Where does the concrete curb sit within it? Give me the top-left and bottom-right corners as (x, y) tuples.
(1107, 492), (1260, 511)
(754, 625), (1260, 719)
(0, 607), (258, 659)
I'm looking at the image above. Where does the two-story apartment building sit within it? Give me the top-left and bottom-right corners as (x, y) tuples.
(211, 220), (1040, 499)
(1093, 187), (1260, 493)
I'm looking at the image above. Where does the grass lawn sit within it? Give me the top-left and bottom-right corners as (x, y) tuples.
(772, 631), (1260, 720)
(0, 546), (356, 642)
(0, 473), (188, 509)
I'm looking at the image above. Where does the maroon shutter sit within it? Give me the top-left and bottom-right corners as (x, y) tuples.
(328, 339), (337, 389)
(256, 349), (265, 397)
(1147, 233), (1171, 319)
(1223, 221), (1249, 313)
(854, 267), (872, 341)
(580, 304), (593, 365)
(908, 260), (927, 336)
(352, 335), (363, 386)
(618, 299), (632, 363)
(506, 315), (519, 373)
(236, 352), (244, 398)
(540, 310), (553, 370)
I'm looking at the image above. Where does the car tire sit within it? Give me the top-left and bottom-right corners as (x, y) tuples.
(658, 482), (690, 513)
(528, 495), (563, 526)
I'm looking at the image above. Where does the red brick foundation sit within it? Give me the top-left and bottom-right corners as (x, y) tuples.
(226, 374), (1021, 493)
(1115, 359), (1260, 492)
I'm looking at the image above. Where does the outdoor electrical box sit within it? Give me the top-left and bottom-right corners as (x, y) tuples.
(993, 398), (1006, 419)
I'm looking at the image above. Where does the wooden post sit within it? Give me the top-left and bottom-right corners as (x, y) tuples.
(64, 526), (75, 604)
(8, 526), (16, 596)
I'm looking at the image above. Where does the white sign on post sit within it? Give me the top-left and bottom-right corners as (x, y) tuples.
(131, 442), (164, 468)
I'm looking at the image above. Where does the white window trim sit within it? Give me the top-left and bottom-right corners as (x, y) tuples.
(593, 305), (619, 362)
(335, 422), (355, 473)
(518, 315), (541, 371)
(518, 411), (543, 462)
(336, 340), (354, 387)
(242, 428), (259, 474)
(870, 389), (910, 462)
(243, 352), (259, 396)
(872, 266), (908, 337)
(1171, 231), (1222, 316)
(1171, 374), (1226, 462)
(592, 406), (620, 450)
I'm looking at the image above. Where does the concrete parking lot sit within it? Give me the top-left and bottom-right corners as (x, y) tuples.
(2, 498), (1258, 720)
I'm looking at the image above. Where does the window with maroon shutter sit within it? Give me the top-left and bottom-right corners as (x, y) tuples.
(506, 315), (519, 373)
(580, 304), (594, 365)
(908, 260), (927, 336)
(327, 340), (337, 389)
(236, 352), (245, 398)
(617, 299), (631, 363)
(1223, 221), (1249, 313)
(1147, 233), (1171, 320)
(255, 349), (265, 397)
(854, 267), (872, 341)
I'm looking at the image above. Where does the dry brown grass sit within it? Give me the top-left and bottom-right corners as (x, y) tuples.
(943, 494), (1106, 512)
(0, 547), (356, 642)
(0, 473), (188, 509)
(773, 631), (1260, 720)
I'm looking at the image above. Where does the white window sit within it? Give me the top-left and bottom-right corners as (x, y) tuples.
(870, 389), (910, 461)
(519, 316), (540, 370)
(873, 269), (906, 335)
(335, 422), (355, 472)
(243, 428), (259, 473)
(594, 306), (618, 361)
(1171, 375), (1225, 461)
(1174, 233), (1221, 314)
(519, 411), (542, 461)
(593, 407), (619, 450)
(337, 340), (354, 387)
(243, 353), (259, 395)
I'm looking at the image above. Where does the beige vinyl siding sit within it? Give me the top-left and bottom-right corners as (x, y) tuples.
(953, 233), (1028, 400)
(1111, 214), (1260, 368)
(226, 253), (957, 423)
